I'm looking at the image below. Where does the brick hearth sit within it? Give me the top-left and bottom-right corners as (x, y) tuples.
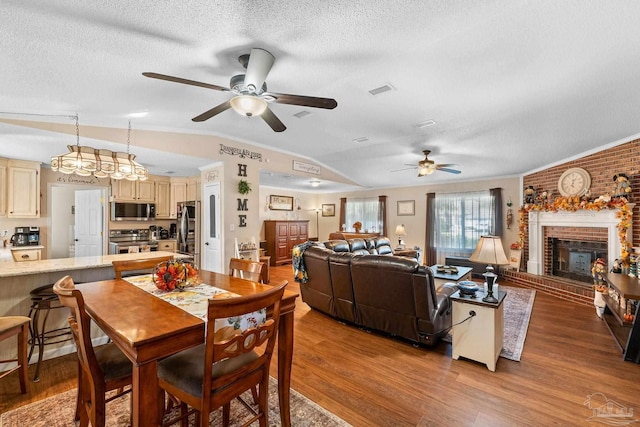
(501, 268), (594, 307)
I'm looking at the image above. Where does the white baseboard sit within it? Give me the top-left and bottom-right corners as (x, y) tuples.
(0, 335), (109, 373)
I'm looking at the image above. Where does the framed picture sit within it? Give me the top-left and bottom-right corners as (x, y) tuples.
(397, 200), (415, 216)
(509, 249), (522, 272)
(322, 204), (335, 217)
(269, 195), (294, 211)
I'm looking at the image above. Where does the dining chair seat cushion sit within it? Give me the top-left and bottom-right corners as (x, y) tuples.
(0, 316), (31, 333)
(158, 343), (258, 397)
(95, 343), (133, 382)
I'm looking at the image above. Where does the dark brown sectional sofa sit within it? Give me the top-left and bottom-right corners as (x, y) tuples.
(298, 237), (457, 346)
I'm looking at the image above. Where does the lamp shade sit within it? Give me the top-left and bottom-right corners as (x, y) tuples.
(469, 235), (509, 266)
(395, 224), (407, 236)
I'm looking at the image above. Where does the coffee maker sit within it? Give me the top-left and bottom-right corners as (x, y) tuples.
(11, 227), (30, 247)
(27, 226), (40, 245)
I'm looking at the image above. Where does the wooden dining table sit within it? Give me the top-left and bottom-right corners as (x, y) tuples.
(77, 269), (298, 427)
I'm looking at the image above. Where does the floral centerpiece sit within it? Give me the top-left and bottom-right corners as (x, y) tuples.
(154, 259), (201, 292)
(353, 221), (362, 233)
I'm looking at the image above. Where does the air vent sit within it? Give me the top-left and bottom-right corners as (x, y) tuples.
(293, 110), (311, 119)
(368, 83), (395, 96)
(352, 137), (370, 144)
(416, 119), (436, 128)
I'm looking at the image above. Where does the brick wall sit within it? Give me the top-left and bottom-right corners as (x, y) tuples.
(516, 137), (640, 305)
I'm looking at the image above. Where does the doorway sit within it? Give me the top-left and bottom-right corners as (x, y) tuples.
(50, 185), (107, 258)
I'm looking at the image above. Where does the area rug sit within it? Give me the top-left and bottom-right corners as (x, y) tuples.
(499, 285), (536, 361)
(445, 285), (536, 361)
(0, 378), (351, 427)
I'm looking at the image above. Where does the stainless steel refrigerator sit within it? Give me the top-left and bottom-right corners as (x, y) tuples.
(177, 201), (200, 267)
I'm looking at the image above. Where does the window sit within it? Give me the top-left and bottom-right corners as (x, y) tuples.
(344, 197), (383, 232)
(433, 191), (495, 262)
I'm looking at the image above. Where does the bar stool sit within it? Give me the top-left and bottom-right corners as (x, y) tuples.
(0, 316), (30, 394)
(27, 284), (73, 382)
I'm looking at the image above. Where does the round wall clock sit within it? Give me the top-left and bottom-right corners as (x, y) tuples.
(558, 167), (591, 196)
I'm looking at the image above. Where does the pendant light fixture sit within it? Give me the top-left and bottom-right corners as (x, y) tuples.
(51, 116), (148, 181)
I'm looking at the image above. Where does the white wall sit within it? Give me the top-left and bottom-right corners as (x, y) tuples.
(310, 176), (521, 253)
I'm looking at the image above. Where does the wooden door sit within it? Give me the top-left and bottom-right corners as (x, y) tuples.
(7, 164), (40, 218)
(155, 181), (171, 218)
(276, 222), (289, 263)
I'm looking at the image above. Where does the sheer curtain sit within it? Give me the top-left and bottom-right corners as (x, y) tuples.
(344, 197), (383, 233)
(432, 190), (494, 264)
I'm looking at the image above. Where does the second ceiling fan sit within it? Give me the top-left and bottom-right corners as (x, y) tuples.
(142, 48), (338, 132)
(391, 150), (461, 177)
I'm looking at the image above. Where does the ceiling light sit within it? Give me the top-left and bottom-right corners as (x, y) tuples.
(51, 116), (148, 181)
(417, 165), (435, 176)
(128, 111), (149, 118)
(310, 180), (321, 187)
(230, 95), (267, 117)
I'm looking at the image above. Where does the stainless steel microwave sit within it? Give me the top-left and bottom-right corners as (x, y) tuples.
(110, 202), (156, 221)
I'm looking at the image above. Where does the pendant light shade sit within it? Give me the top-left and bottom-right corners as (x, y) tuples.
(50, 116), (148, 181)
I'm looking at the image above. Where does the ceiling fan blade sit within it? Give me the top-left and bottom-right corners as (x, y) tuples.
(261, 107), (286, 132)
(268, 92), (338, 109)
(390, 166), (417, 173)
(142, 72), (230, 92)
(437, 167), (462, 174)
(192, 100), (231, 122)
(244, 48), (275, 93)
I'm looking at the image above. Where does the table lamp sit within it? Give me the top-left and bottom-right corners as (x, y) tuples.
(469, 235), (509, 303)
(395, 224), (407, 249)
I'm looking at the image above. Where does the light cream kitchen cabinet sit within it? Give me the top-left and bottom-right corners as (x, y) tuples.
(0, 160), (6, 216)
(155, 180), (171, 219)
(170, 180), (187, 218)
(187, 176), (200, 201)
(7, 160), (41, 218)
(156, 240), (177, 252)
(111, 178), (155, 202)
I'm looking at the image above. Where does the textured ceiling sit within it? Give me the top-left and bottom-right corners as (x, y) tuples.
(2, 1), (640, 192)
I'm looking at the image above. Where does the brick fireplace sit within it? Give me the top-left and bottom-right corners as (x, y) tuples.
(501, 208), (631, 307)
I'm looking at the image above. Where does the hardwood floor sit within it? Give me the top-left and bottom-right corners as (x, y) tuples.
(2, 265), (639, 426)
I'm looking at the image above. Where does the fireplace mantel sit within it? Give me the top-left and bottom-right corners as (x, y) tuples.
(527, 207), (633, 275)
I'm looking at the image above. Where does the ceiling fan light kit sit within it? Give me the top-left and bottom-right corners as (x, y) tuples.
(142, 47), (337, 132)
(229, 94), (268, 117)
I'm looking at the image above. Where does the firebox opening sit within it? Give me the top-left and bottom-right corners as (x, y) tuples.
(551, 238), (607, 284)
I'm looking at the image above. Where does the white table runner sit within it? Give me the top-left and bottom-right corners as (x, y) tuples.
(124, 274), (266, 338)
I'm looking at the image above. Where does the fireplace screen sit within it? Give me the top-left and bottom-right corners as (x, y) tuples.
(551, 238), (607, 283)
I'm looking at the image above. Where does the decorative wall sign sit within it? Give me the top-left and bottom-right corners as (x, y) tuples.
(204, 170), (219, 183)
(269, 195), (294, 211)
(292, 160), (321, 175)
(220, 144), (263, 161)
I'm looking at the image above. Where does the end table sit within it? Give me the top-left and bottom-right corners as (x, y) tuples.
(450, 289), (507, 371)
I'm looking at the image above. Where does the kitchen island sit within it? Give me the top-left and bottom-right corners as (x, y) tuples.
(0, 251), (184, 371)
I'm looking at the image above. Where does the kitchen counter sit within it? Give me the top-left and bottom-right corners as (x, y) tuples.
(0, 250), (186, 371)
(0, 250), (184, 278)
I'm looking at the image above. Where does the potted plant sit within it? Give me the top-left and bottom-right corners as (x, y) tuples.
(238, 179), (252, 195)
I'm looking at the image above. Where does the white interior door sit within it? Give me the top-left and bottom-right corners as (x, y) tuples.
(202, 182), (221, 272)
(75, 189), (104, 257)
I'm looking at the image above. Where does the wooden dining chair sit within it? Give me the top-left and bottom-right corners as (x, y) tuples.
(112, 255), (174, 279)
(229, 257), (266, 283)
(157, 281), (288, 427)
(0, 315), (31, 394)
(53, 275), (133, 427)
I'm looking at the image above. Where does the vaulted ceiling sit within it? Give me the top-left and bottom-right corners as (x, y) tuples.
(2, 1), (640, 191)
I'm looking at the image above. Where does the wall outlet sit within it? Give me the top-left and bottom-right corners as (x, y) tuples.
(2, 230), (7, 237)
